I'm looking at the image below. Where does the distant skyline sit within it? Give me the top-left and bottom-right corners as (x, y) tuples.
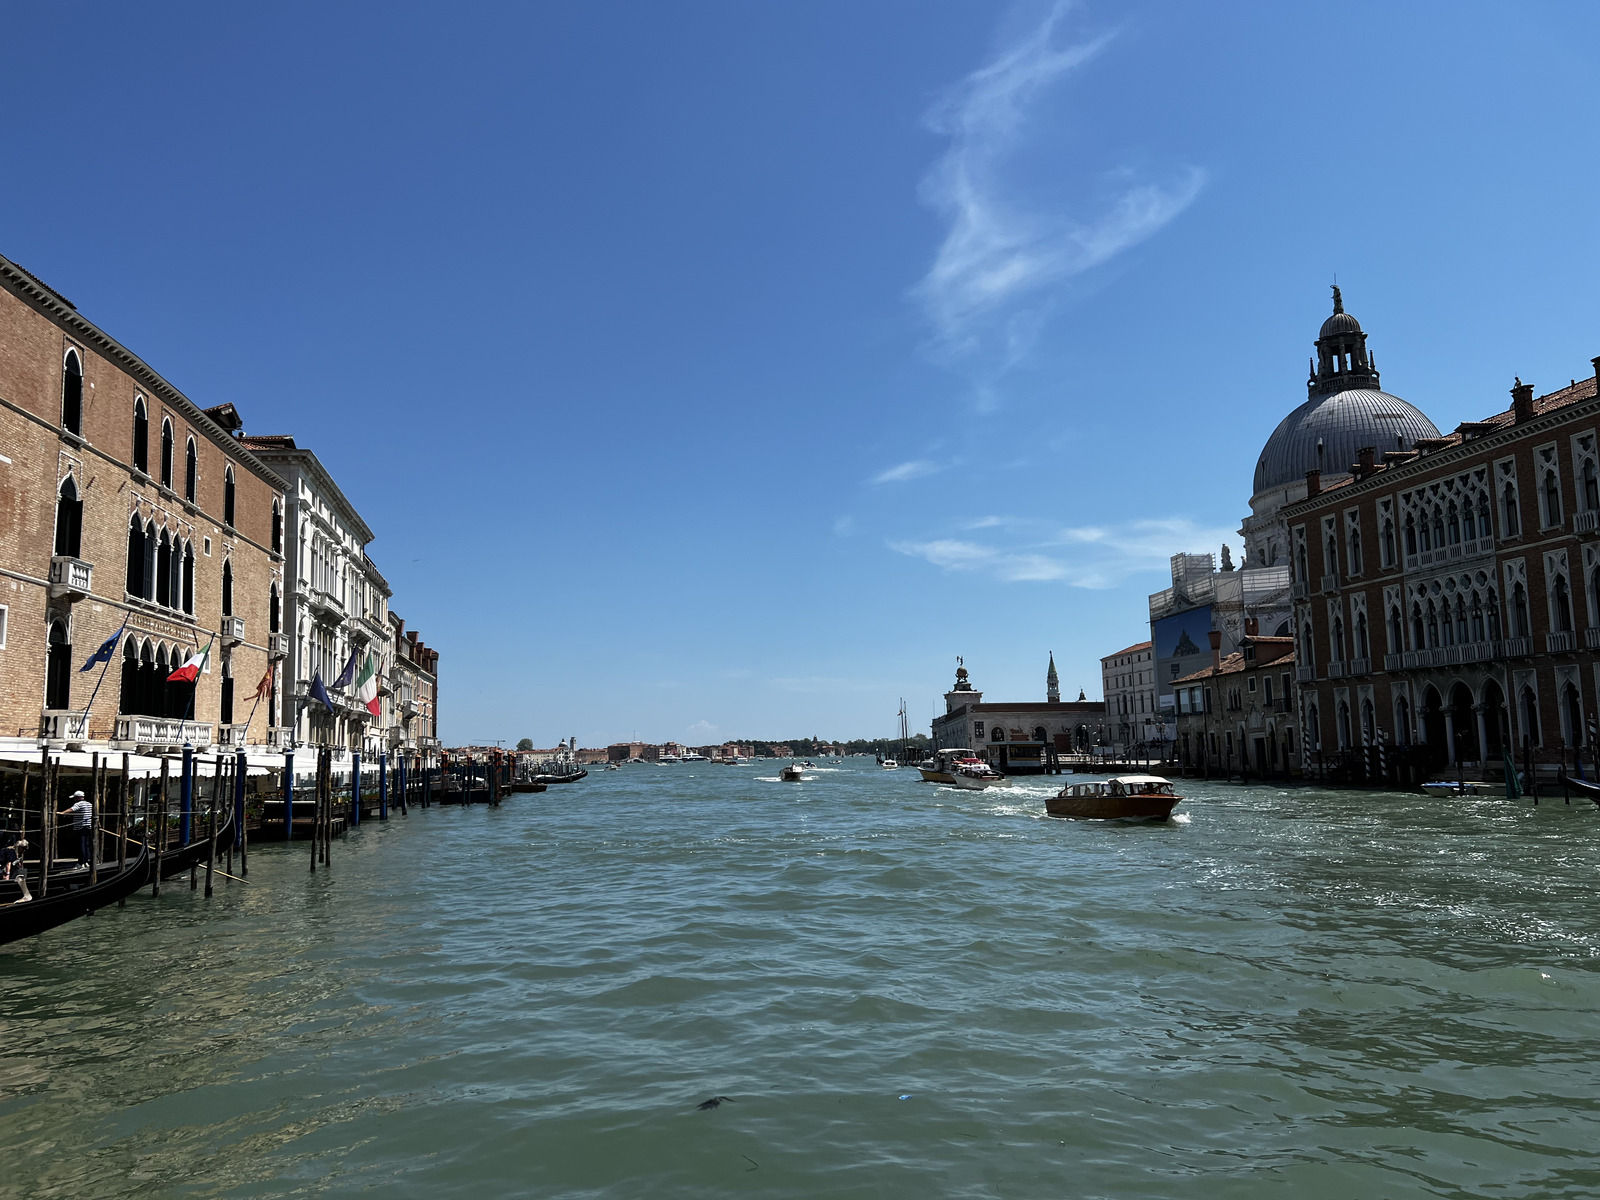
(6, 2), (1600, 745)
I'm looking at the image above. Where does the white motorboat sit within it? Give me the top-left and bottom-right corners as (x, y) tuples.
(880, 758), (899, 770)
(779, 762), (805, 782)
(948, 761), (1009, 789)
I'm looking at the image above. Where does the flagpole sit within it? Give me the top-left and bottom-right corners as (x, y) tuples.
(78, 613), (130, 741)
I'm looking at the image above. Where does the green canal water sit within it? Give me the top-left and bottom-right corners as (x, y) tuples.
(3, 759), (1600, 1198)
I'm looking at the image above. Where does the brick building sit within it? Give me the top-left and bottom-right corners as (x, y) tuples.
(1285, 366), (1600, 783)
(390, 612), (440, 765)
(0, 254), (288, 753)
(1171, 628), (1300, 777)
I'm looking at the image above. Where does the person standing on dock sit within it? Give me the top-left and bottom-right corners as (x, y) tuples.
(57, 791), (93, 869)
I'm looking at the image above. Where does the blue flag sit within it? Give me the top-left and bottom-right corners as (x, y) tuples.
(80, 620), (126, 672)
(331, 651), (358, 690)
(308, 672), (336, 714)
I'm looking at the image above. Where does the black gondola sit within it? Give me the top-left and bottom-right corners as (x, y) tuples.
(0, 839), (153, 947)
(1557, 773), (1600, 805)
(535, 769), (588, 785)
(157, 803), (236, 880)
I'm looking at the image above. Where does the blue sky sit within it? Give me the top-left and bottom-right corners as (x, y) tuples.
(7, 2), (1600, 746)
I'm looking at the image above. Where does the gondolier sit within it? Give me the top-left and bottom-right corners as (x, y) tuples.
(57, 791), (93, 869)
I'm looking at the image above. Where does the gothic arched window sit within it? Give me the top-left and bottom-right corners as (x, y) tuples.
(1478, 492), (1491, 536)
(156, 530), (172, 608)
(1396, 695), (1412, 746)
(1405, 515), (1417, 556)
(160, 418), (174, 488)
(1411, 603), (1425, 649)
(270, 583), (280, 633)
(182, 541), (194, 614)
(46, 620), (72, 710)
(1513, 583), (1530, 637)
(132, 397), (149, 473)
(271, 499), (283, 554)
(119, 639), (138, 714)
(54, 477), (82, 558)
(1447, 502), (1460, 544)
(1544, 470), (1562, 527)
(1355, 612), (1368, 658)
(1554, 575), (1573, 633)
(1522, 686), (1541, 745)
(1332, 617), (1346, 661)
(221, 558), (234, 618)
(224, 465), (236, 527)
(1382, 519), (1395, 566)
(184, 436), (198, 504)
(61, 349), (83, 435)
(126, 515), (145, 598)
(1389, 606), (1404, 650)
(1503, 482), (1520, 536)
(142, 520), (156, 601)
(1586, 461), (1599, 512)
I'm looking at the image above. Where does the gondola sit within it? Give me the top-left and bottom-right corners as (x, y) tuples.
(507, 781), (548, 793)
(157, 803), (236, 880)
(535, 769), (587, 785)
(1557, 773), (1600, 806)
(0, 839), (153, 947)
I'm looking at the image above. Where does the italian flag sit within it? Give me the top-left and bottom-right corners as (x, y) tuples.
(167, 637), (213, 684)
(354, 651), (381, 716)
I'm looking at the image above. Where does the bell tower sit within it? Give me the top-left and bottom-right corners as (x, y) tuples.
(1046, 652), (1060, 702)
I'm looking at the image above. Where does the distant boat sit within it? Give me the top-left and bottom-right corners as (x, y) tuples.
(604, 762), (620, 771)
(947, 760), (1009, 790)
(880, 758), (899, 770)
(779, 762), (805, 782)
(1046, 774), (1182, 821)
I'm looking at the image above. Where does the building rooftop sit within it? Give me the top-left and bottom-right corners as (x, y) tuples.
(1102, 640), (1153, 660)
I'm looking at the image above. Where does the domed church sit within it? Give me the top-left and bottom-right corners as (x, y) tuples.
(1239, 287), (1440, 570)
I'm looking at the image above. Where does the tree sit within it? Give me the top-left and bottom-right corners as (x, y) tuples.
(516, 737), (534, 751)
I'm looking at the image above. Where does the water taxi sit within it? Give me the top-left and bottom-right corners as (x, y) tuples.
(1046, 774), (1182, 821)
(948, 760), (1010, 790)
(779, 763), (805, 782)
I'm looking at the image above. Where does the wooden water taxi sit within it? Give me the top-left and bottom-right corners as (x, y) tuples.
(1046, 774), (1182, 821)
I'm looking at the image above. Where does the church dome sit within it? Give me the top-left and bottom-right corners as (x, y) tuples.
(1252, 388), (1439, 494)
(1319, 310), (1362, 338)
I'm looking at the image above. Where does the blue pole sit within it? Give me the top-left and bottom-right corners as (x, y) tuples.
(379, 753), (388, 821)
(398, 756), (407, 815)
(283, 747), (294, 840)
(351, 750), (361, 827)
(180, 744), (194, 845)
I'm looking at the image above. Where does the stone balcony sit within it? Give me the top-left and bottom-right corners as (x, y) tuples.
(266, 726), (292, 749)
(1321, 573), (1341, 594)
(1547, 630), (1579, 652)
(114, 715), (213, 749)
(40, 709), (89, 744)
(220, 616), (246, 646)
(48, 555), (93, 600)
(305, 587), (344, 623)
(216, 723), (249, 748)
(1574, 509), (1599, 536)
(1586, 627), (1600, 650)
(1347, 657), (1371, 676)
(1326, 660), (1347, 678)
(268, 632), (291, 659)
(1290, 579), (1310, 601)
(1296, 665), (1315, 683)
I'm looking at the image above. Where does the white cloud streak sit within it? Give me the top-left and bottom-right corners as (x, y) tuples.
(891, 516), (1238, 589)
(870, 459), (941, 485)
(914, 1), (1204, 359)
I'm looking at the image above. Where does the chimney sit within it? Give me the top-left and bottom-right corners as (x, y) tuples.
(1305, 468), (1322, 497)
(1511, 377), (1535, 424)
(1208, 629), (1222, 672)
(1356, 446), (1375, 475)
(1245, 616), (1259, 637)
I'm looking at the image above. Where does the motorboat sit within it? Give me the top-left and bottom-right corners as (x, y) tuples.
(948, 761), (1009, 790)
(920, 752), (1009, 786)
(880, 758), (899, 770)
(801, 761), (815, 769)
(779, 762), (805, 782)
(1046, 774), (1182, 821)
(604, 762), (620, 771)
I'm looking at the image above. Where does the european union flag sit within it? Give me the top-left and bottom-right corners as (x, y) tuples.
(303, 671), (336, 715)
(331, 651), (358, 690)
(79, 623), (125, 672)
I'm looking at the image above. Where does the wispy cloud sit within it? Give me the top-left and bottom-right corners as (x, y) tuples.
(914, 1), (1203, 364)
(891, 515), (1237, 589)
(870, 459), (941, 485)
(687, 719), (718, 736)
(833, 515), (858, 536)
